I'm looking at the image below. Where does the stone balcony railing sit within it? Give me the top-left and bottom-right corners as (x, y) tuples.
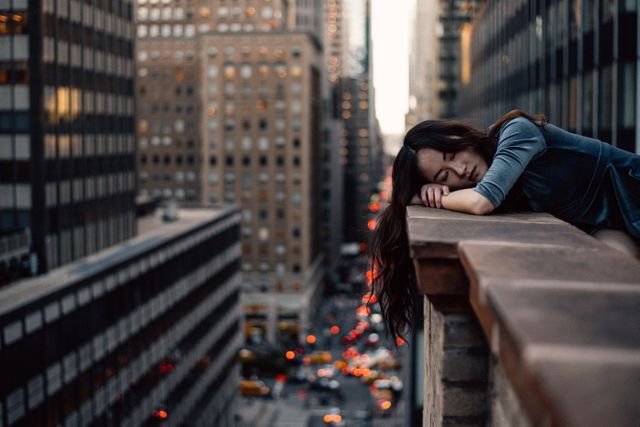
(406, 207), (640, 427)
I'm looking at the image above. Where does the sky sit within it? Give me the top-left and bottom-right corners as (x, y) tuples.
(371, 0), (412, 136)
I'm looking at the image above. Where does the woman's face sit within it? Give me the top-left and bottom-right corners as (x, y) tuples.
(416, 147), (488, 190)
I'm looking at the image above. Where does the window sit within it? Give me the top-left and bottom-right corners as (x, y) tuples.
(240, 64), (252, 79)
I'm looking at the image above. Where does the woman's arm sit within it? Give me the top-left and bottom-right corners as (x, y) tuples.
(442, 188), (495, 215)
(415, 183), (495, 214)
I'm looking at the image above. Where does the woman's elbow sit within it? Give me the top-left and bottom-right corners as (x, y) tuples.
(472, 197), (495, 215)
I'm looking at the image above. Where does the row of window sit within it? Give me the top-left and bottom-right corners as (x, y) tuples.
(137, 45), (301, 63)
(42, 0), (134, 39)
(43, 133), (136, 159)
(44, 173), (135, 207)
(46, 212), (136, 269)
(139, 187), (198, 200)
(208, 117), (304, 132)
(136, 5), (277, 21)
(42, 37), (134, 75)
(43, 86), (135, 118)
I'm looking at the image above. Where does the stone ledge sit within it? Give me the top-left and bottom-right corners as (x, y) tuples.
(407, 206), (640, 427)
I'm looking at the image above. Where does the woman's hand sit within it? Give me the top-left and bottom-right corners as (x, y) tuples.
(420, 183), (450, 208)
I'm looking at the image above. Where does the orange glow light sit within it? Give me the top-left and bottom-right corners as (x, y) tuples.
(306, 335), (317, 344)
(380, 400), (392, 410)
(330, 325), (340, 335)
(395, 337), (406, 346)
(154, 410), (168, 419)
(369, 202), (381, 212)
(285, 351), (295, 360)
(367, 219), (377, 230)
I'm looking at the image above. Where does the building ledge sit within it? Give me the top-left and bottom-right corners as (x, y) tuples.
(407, 206), (640, 426)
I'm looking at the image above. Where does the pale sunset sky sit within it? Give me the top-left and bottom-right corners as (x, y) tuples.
(371, 0), (412, 136)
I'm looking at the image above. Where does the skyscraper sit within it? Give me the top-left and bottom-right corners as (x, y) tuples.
(0, 1), (137, 275)
(460, 0), (640, 155)
(135, 0), (324, 344)
(406, 0), (441, 128)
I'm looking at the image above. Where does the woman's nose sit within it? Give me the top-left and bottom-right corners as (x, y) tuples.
(451, 162), (466, 177)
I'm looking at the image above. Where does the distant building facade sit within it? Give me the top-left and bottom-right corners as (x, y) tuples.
(406, 0), (442, 128)
(438, 0), (481, 118)
(0, 207), (242, 427)
(0, 1), (137, 274)
(134, 0), (324, 345)
(460, 0), (640, 154)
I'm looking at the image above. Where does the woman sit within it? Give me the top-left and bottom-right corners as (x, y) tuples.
(370, 109), (640, 341)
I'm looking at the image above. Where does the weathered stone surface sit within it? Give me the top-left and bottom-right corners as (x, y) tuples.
(487, 284), (640, 350)
(441, 386), (486, 417)
(415, 258), (469, 295)
(441, 348), (487, 382)
(460, 241), (640, 286)
(531, 358), (640, 427)
(410, 207), (640, 427)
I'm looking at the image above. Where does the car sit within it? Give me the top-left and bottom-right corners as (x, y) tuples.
(322, 407), (344, 425)
(308, 351), (332, 364)
(310, 377), (341, 392)
(365, 333), (380, 347)
(239, 379), (270, 397)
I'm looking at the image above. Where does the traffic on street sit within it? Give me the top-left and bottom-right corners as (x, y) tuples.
(236, 257), (407, 427)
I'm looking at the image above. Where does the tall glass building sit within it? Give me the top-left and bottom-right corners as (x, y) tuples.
(0, 207), (242, 427)
(460, 0), (640, 154)
(0, 0), (137, 275)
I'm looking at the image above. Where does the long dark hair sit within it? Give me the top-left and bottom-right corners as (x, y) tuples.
(369, 110), (547, 342)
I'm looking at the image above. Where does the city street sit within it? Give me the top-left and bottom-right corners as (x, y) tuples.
(238, 283), (407, 427)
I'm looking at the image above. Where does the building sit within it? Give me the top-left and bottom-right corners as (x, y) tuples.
(134, 0), (324, 345)
(0, 206), (242, 427)
(438, 0), (481, 118)
(325, 0), (350, 86)
(460, 0), (640, 154)
(406, 0), (442, 128)
(0, 1), (137, 275)
(337, 0), (385, 245)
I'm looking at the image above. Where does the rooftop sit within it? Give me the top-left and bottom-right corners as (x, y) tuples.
(0, 206), (237, 317)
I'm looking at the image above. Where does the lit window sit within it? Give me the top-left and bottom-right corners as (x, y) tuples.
(185, 24), (195, 37)
(173, 24), (183, 36)
(290, 64), (302, 77)
(241, 136), (252, 150)
(174, 7), (184, 19)
(161, 7), (171, 20)
(274, 63), (287, 78)
(150, 8), (160, 21)
(258, 63), (269, 77)
(275, 118), (285, 130)
(218, 23), (229, 32)
(259, 173), (268, 183)
(291, 100), (301, 114)
(161, 24), (171, 37)
(137, 7), (149, 20)
(149, 25), (159, 37)
(218, 7), (228, 16)
(258, 137), (268, 150)
(258, 228), (269, 241)
(262, 6), (273, 18)
(209, 172), (218, 184)
(225, 139), (234, 151)
(137, 25), (148, 37)
(240, 64), (252, 79)
(207, 119), (218, 131)
(275, 136), (285, 147)
(231, 23), (241, 32)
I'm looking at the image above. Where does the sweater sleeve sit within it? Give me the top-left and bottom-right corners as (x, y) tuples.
(473, 117), (546, 208)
